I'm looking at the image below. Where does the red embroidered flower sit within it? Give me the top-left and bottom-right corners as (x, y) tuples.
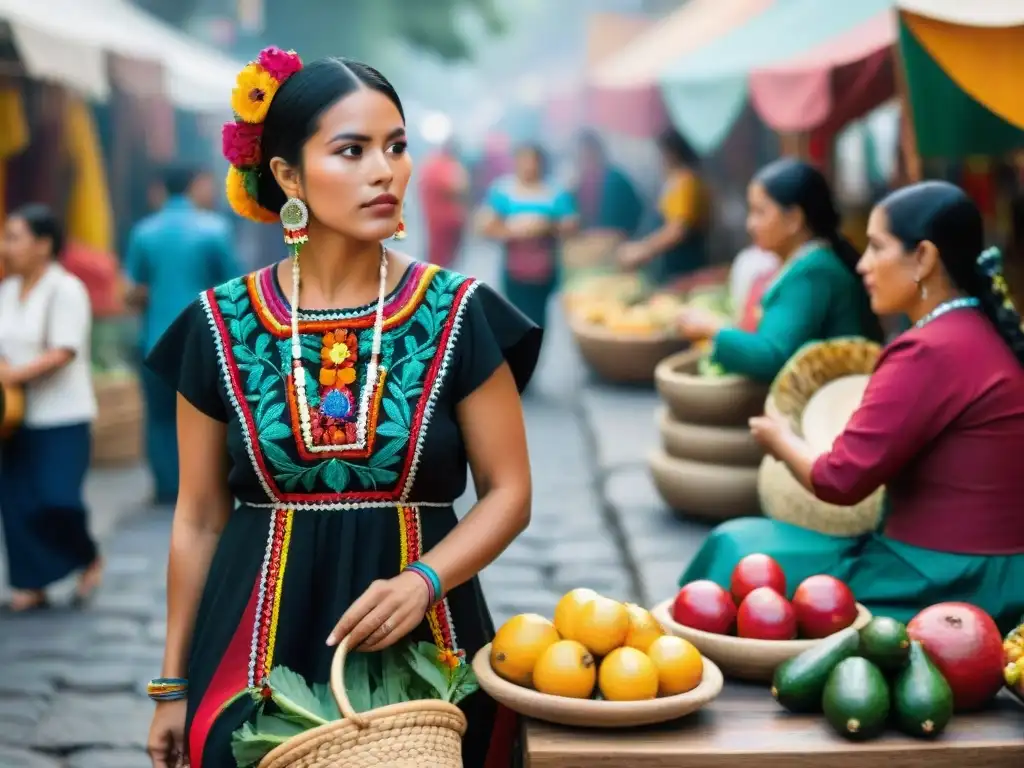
(222, 121), (263, 168)
(258, 47), (303, 83)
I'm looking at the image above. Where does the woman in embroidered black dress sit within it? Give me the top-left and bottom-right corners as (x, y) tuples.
(145, 49), (539, 768)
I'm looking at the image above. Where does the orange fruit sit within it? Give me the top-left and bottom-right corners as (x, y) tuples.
(532, 640), (597, 699)
(553, 588), (599, 642)
(490, 614), (561, 687)
(646, 635), (704, 696)
(574, 596), (630, 657)
(598, 647), (659, 702)
(623, 603), (664, 653)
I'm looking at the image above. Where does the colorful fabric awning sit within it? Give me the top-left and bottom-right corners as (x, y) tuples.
(749, 11), (896, 134)
(898, 2), (1024, 134)
(586, 0), (772, 136)
(659, 0), (896, 154)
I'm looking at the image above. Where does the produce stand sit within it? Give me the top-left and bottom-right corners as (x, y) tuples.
(523, 683), (1024, 767)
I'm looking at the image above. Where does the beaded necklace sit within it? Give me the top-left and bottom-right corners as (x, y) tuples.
(913, 296), (980, 329)
(291, 245), (389, 451)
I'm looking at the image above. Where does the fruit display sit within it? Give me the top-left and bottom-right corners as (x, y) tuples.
(673, 557), (861, 642)
(772, 616), (956, 742)
(490, 589), (708, 703)
(1003, 621), (1024, 702)
(907, 602), (1006, 711)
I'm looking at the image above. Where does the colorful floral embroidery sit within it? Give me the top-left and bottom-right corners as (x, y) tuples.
(203, 267), (478, 505)
(397, 505), (460, 656)
(249, 509), (294, 688)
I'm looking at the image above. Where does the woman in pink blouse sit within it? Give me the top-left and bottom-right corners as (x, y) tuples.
(679, 181), (1024, 631)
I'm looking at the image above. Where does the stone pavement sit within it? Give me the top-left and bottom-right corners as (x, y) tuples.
(0, 240), (710, 765)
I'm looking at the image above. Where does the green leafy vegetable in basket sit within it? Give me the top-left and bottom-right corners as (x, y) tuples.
(231, 641), (478, 767)
(697, 355), (727, 378)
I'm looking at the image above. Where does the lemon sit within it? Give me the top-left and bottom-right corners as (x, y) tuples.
(598, 647), (659, 702)
(574, 596), (630, 657)
(553, 588), (599, 642)
(646, 635), (704, 696)
(622, 603), (664, 653)
(532, 640), (597, 699)
(490, 613), (561, 688)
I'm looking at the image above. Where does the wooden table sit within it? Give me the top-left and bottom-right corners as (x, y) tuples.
(524, 682), (1023, 768)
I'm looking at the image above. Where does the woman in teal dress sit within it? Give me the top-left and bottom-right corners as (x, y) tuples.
(680, 182), (1024, 632)
(478, 144), (578, 329)
(678, 159), (882, 382)
(574, 130), (643, 237)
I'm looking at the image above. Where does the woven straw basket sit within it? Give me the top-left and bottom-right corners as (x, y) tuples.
(258, 637), (467, 768)
(759, 337), (884, 536)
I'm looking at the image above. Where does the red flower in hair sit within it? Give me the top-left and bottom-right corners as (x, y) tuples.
(258, 47), (303, 83)
(222, 122), (263, 168)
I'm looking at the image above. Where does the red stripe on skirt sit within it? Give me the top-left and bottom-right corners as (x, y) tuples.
(485, 704), (518, 768)
(188, 576), (260, 768)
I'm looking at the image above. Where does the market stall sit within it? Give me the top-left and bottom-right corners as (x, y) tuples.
(658, 0), (895, 155)
(586, 0), (771, 137)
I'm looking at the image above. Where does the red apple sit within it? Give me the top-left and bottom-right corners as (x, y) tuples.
(737, 587), (797, 641)
(672, 580), (737, 635)
(907, 602), (1004, 711)
(792, 575), (858, 638)
(730, 553), (786, 604)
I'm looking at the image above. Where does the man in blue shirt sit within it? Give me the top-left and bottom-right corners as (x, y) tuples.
(125, 164), (241, 504)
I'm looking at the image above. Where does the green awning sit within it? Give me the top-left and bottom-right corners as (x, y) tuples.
(658, 0), (895, 155)
(899, 19), (1024, 158)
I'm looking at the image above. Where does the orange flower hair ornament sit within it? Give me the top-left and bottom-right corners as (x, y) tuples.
(222, 47), (304, 225)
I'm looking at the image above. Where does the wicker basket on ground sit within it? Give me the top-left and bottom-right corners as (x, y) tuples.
(91, 372), (143, 467)
(759, 338), (884, 536)
(259, 637), (466, 768)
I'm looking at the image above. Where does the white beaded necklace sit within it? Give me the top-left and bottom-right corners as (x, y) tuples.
(291, 244), (389, 451)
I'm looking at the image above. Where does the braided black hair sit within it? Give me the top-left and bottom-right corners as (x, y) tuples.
(879, 180), (1024, 365)
(255, 57), (405, 214)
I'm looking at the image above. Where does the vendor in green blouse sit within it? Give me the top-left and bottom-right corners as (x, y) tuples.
(677, 159), (882, 381)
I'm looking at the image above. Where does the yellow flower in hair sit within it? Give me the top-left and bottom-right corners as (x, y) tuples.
(231, 63), (279, 124)
(225, 167), (277, 224)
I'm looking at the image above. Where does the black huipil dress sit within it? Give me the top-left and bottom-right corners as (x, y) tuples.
(146, 260), (541, 768)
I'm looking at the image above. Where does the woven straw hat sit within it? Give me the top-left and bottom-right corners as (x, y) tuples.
(759, 337), (885, 536)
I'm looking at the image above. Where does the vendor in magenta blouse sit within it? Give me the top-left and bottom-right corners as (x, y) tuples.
(678, 181), (1024, 632)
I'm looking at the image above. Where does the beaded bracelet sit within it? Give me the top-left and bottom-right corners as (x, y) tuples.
(405, 561), (443, 605)
(147, 677), (188, 702)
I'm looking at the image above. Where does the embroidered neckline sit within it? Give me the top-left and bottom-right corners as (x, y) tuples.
(266, 259), (419, 320)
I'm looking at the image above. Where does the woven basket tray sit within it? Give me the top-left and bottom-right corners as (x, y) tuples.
(258, 637), (467, 768)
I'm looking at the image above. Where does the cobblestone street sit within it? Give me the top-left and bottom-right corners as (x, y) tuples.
(0, 242), (710, 766)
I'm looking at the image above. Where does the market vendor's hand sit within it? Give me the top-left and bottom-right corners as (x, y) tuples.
(507, 217), (551, 239)
(676, 306), (725, 341)
(617, 242), (649, 270)
(327, 571), (431, 652)
(0, 361), (23, 386)
(749, 412), (795, 458)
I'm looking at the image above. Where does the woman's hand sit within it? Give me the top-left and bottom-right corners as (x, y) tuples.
(617, 242), (649, 270)
(506, 217), (551, 239)
(147, 699), (187, 768)
(0, 362), (24, 386)
(749, 412), (795, 459)
(327, 571), (431, 652)
(676, 307), (725, 341)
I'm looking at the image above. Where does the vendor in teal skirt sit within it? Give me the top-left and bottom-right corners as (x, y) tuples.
(677, 159), (882, 382)
(478, 144), (578, 329)
(680, 182), (1024, 633)
(618, 128), (709, 283)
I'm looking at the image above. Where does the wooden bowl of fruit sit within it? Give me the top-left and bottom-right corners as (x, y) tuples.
(651, 557), (872, 682)
(472, 589), (724, 728)
(654, 348), (768, 427)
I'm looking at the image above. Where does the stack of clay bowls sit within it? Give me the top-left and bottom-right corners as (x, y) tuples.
(649, 347), (769, 522)
(758, 337), (885, 536)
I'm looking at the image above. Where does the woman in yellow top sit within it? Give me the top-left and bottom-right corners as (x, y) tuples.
(618, 128), (708, 282)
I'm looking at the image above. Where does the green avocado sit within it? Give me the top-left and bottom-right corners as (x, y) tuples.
(859, 617), (911, 673)
(771, 627), (860, 713)
(892, 641), (954, 738)
(822, 657), (891, 741)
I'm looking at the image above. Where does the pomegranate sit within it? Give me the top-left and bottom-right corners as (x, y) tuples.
(907, 602), (1004, 711)
(672, 580), (737, 635)
(730, 553), (786, 604)
(737, 587), (797, 641)
(791, 575), (858, 638)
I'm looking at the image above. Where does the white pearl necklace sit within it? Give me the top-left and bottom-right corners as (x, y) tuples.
(292, 245), (389, 451)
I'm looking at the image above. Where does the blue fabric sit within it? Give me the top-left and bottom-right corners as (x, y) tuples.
(500, 272), (556, 330)
(586, 167), (644, 236)
(142, 366), (179, 503)
(485, 177), (576, 221)
(0, 423), (97, 590)
(125, 196), (242, 355)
